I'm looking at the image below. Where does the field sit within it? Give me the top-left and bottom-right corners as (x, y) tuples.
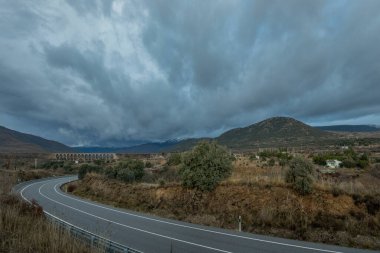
(67, 147), (380, 250)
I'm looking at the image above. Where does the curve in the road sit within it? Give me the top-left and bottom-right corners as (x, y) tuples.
(17, 176), (378, 253)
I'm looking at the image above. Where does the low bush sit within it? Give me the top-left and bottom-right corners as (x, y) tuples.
(352, 194), (380, 215)
(78, 164), (102, 179)
(117, 169), (136, 183)
(167, 153), (182, 166)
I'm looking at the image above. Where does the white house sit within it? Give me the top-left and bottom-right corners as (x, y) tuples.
(326, 159), (342, 168)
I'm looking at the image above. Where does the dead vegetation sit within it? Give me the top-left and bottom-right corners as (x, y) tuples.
(70, 149), (380, 250)
(71, 171), (380, 250)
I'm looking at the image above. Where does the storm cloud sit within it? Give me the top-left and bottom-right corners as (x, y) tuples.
(0, 0), (379, 146)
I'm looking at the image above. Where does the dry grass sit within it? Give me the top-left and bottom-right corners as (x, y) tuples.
(228, 157), (286, 186)
(230, 157), (380, 196)
(72, 173), (380, 250)
(0, 169), (100, 253)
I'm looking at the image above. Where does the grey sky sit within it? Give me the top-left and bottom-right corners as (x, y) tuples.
(0, 0), (379, 146)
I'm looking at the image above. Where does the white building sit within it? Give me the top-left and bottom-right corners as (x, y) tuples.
(326, 159), (342, 168)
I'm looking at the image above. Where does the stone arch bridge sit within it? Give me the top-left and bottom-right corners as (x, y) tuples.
(55, 153), (116, 161)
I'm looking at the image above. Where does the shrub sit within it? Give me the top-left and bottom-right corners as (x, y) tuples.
(167, 153), (182, 166)
(279, 159), (287, 167)
(331, 186), (344, 197)
(341, 158), (356, 168)
(268, 158), (275, 166)
(353, 194), (380, 215)
(286, 157), (314, 195)
(158, 179), (166, 186)
(117, 169), (136, 183)
(370, 164), (380, 179)
(67, 184), (77, 193)
(104, 167), (118, 179)
(78, 164), (101, 179)
(179, 142), (232, 191)
(115, 159), (145, 182)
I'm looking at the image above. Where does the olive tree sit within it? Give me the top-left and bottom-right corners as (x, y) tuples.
(179, 142), (233, 191)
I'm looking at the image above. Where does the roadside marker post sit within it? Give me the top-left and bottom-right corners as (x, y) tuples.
(238, 216), (242, 232)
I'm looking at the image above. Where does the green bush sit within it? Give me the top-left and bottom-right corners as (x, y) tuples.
(312, 155), (326, 166)
(117, 169), (136, 183)
(116, 159), (145, 181)
(341, 158), (356, 168)
(167, 153), (182, 166)
(179, 142), (232, 191)
(286, 157), (314, 195)
(104, 167), (118, 179)
(78, 164), (102, 179)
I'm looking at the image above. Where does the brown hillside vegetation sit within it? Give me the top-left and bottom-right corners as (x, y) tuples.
(71, 173), (380, 250)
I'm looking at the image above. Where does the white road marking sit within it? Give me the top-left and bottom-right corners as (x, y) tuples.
(38, 182), (233, 253)
(19, 177), (346, 253)
(19, 180), (132, 251)
(52, 177), (345, 253)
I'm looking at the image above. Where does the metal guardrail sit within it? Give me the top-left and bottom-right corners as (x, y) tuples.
(45, 208), (142, 253)
(14, 177), (142, 253)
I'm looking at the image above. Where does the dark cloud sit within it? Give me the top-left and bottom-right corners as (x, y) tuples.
(0, 0), (379, 146)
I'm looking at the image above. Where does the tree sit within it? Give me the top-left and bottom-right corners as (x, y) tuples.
(286, 157), (314, 195)
(179, 142), (233, 191)
(78, 164), (101, 180)
(115, 159), (145, 181)
(167, 153), (182, 166)
(117, 169), (136, 183)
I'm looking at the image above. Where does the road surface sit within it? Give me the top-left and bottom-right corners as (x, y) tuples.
(16, 176), (378, 253)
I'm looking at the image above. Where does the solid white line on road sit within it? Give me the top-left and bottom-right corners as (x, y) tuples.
(53, 178), (344, 253)
(19, 180), (134, 251)
(38, 182), (233, 253)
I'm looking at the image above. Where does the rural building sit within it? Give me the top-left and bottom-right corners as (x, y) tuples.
(326, 159), (342, 168)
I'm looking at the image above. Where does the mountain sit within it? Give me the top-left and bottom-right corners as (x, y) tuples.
(73, 140), (186, 154)
(114, 117), (337, 153)
(315, 125), (380, 132)
(72, 147), (123, 153)
(73, 117), (380, 154)
(115, 140), (181, 153)
(215, 117), (335, 150)
(0, 125), (73, 153)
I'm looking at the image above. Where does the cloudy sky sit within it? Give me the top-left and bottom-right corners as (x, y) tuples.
(0, 0), (380, 146)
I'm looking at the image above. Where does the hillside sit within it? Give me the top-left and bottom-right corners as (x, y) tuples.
(75, 117), (379, 154)
(316, 125), (380, 132)
(215, 117), (336, 149)
(0, 126), (73, 153)
(99, 117), (339, 153)
(116, 140), (180, 153)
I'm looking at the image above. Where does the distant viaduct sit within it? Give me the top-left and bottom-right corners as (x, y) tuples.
(55, 153), (116, 161)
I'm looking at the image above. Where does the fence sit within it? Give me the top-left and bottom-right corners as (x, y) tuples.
(14, 177), (142, 253)
(45, 210), (142, 253)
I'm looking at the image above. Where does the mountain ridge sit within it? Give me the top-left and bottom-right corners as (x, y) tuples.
(315, 125), (380, 132)
(0, 125), (73, 153)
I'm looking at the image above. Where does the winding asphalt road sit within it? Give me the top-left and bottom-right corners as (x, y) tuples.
(16, 176), (378, 253)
